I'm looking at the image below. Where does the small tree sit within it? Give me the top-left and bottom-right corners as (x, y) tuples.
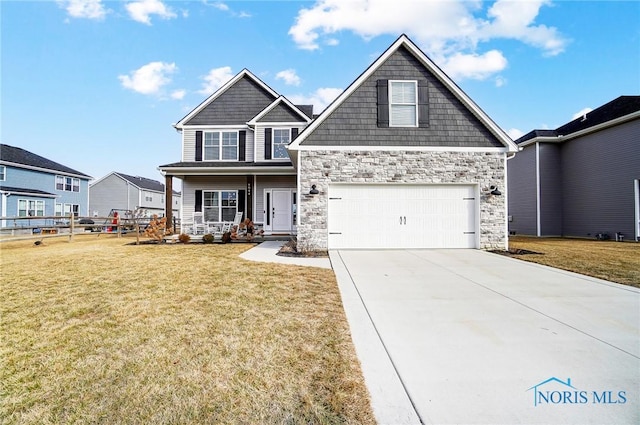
(126, 208), (148, 245)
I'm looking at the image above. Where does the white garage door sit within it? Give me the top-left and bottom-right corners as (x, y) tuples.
(328, 184), (478, 249)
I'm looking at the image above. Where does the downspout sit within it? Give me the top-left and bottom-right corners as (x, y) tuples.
(635, 179), (640, 242)
(1, 193), (7, 228)
(535, 142), (541, 237)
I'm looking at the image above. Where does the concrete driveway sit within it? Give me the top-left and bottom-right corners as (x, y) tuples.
(330, 249), (640, 425)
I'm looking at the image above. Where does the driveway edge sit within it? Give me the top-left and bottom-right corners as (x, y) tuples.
(330, 251), (422, 425)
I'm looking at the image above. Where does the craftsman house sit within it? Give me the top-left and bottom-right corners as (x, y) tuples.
(159, 70), (313, 235)
(508, 96), (640, 241)
(160, 34), (518, 250)
(0, 144), (91, 229)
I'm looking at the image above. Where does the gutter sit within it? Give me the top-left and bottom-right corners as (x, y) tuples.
(517, 110), (640, 148)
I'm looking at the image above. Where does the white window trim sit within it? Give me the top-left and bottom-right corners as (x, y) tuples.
(0, 165), (6, 181)
(389, 80), (418, 128)
(272, 128), (291, 160)
(202, 190), (238, 222)
(55, 175), (80, 192)
(203, 130), (239, 161)
(18, 199), (45, 217)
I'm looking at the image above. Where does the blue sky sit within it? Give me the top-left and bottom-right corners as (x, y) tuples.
(2, 0), (639, 186)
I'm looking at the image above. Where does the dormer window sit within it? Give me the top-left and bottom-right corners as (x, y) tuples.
(389, 80), (417, 127)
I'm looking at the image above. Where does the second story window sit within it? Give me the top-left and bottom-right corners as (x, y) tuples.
(56, 175), (80, 192)
(389, 80), (417, 127)
(204, 131), (238, 161)
(0, 165), (5, 181)
(272, 129), (290, 159)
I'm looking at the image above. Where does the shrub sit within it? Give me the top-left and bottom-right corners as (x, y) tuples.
(221, 231), (231, 244)
(178, 233), (191, 244)
(202, 233), (215, 244)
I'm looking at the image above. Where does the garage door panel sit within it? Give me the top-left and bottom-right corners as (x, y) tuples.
(328, 184), (477, 249)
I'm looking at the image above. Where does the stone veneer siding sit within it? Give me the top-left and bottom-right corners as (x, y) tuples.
(297, 150), (507, 251)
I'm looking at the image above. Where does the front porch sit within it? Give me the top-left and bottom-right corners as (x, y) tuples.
(161, 173), (299, 238)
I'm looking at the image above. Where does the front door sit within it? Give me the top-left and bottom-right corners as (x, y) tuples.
(264, 189), (296, 233)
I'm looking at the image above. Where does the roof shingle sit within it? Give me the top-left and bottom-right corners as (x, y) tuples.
(0, 144), (91, 178)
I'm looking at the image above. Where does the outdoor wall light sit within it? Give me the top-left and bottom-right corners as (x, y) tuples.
(490, 185), (502, 196)
(309, 184), (319, 195)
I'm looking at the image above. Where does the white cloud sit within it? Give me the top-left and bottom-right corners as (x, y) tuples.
(440, 50), (508, 80)
(118, 61), (177, 95)
(204, 1), (251, 18)
(199, 66), (235, 94)
(210, 2), (229, 11)
(288, 0), (568, 80)
(57, 0), (107, 20)
(125, 0), (177, 25)
(494, 76), (507, 87)
(171, 89), (186, 100)
(506, 128), (524, 140)
(276, 69), (302, 86)
(572, 107), (593, 120)
(287, 87), (343, 114)
(481, 0), (568, 56)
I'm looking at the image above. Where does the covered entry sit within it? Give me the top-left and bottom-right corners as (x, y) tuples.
(263, 188), (296, 234)
(328, 184), (478, 249)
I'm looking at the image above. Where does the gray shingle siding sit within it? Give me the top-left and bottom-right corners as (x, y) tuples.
(539, 143), (562, 236)
(185, 76), (276, 125)
(260, 103), (305, 122)
(507, 146), (538, 235)
(561, 118), (639, 239)
(300, 46), (503, 148)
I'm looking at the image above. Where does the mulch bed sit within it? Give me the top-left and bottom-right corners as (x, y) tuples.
(490, 248), (542, 256)
(277, 239), (329, 258)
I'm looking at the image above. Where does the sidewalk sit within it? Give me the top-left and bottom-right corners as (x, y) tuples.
(239, 240), (332, 269)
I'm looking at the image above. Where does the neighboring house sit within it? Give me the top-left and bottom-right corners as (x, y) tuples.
(159, 69), (313, 235)
(89, 171), (181, 218)
(160, 34), (518, 250)
(508, 96), (640, 241)
(0, 144), (91, 228)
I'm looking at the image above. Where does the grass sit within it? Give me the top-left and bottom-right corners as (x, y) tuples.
(505, 236), (640, 287)
(0, 235), (375, 424)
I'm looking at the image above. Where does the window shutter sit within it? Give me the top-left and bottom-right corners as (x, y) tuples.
(418, 80), (429, 128)
(291, 127), (299, 141)
(377, 79), (389, 128)
(264, 128), (272, 160)
(195, 190), (202, 212)
(238, 130), (246, 162)
(238, 190), (246, 219)
(195, 131), (203, 161)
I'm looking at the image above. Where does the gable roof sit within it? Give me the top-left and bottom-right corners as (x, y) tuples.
(173, 69), (279, 129)
(247, 96), (313, 125)
(91, 171), (180, 195)
(288, 34), (518, 152)
(516, 96), (640, 146)
(0, 144), (91, 179)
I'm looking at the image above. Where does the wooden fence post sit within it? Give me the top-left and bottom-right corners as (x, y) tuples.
(69, 213), (74, 242)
